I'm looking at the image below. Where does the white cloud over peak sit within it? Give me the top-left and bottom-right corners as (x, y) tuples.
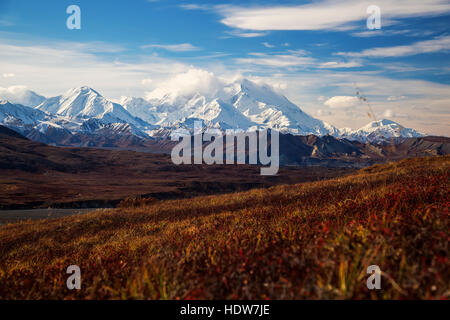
(0, 85), (29, 97)
(145, 68), (225, 100)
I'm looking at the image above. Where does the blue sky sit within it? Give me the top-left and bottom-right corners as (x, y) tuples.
(0, 0), (449, 135)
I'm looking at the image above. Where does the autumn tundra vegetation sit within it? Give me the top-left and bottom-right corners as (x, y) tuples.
(0, 156), (448, 299)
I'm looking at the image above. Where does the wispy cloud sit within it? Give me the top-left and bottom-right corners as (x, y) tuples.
(375, 63), (434, 73)
(352, 29), (437, 38)
(71, 42), (126, 53)
(351, 29), (412, 38)
(236, 50), (361, 69)
(179, 4), (210, 11)
(236, 52), (315, 67)
(319, 61), (363, 68)
(337, 35), (450, 57)
(262, 42), (274, 48)
(287, 49), (309, 56)
(223, 30), (268, 38)
(217, 0), (450, 31)
(141, 43), (200, 52)
(387, 95), (406, 101)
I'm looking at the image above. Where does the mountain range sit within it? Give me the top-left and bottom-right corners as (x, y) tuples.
(0, 79), (426, 149)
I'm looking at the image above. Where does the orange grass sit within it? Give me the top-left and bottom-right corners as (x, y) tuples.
(0, 156), (448, 299)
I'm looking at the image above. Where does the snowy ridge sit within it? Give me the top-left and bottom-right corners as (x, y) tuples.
(119, 96), (160, 125)
(36, 86), (149, 128)
(141, 79), (339, 136)
(189, 98), (257, 130)
(80, 118), (149, 139)
(0, 100), (48, 132)
(341, 119), (424, 143)
(227, 79), (339, 135)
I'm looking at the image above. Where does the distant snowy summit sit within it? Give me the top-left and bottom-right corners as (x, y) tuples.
(0, 80), (425, 143)
(341, 119), (424, 143)
(118, 78), (339, 136)
(36, 86), (148, 128)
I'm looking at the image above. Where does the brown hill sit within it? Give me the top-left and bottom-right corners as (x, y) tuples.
(0, 126), (353, 209)
(0, 155), (447, 299)
(1, 125), (448, 209)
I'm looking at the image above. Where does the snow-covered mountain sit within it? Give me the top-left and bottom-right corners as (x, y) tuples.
(0, 100), (48, 132)
(138, 79), (339, 136)
(0, 81), (429, 146)
(341, 119), (424, 143)
(36, 86), (149, 128)
(119, 96), (160, 125)
(226, 79), (339, 136)
(147, 92), (220, 126)
(0, 86), (46, 107)
(80, 118), (149, 139)
(188, 98), (257, 130)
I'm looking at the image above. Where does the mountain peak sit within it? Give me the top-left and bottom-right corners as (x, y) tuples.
(36, 87), (150, 128)
(363, 119), (398, 129)
(66, 86), (100, 97)
(343, 119), (424, 143)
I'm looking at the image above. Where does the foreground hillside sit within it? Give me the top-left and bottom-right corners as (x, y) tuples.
(0, 156), (448, 299)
